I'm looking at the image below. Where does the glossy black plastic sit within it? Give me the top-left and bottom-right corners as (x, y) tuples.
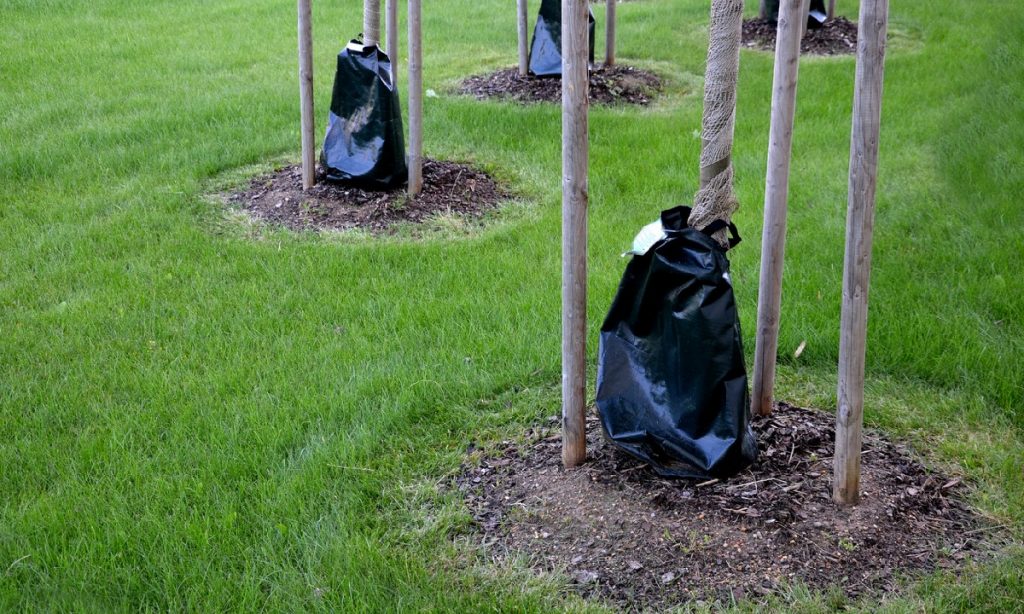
(322, 42), (407, 189)
(596, 207), (758, 479)
(528, 0), (596, 77)
(763, 0), (828, 28)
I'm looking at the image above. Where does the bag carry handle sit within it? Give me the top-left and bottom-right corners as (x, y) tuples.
(699, 218), (742, 249)
(663, 206), (742, 250)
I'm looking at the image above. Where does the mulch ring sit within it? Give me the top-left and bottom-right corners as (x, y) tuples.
(453, 402), (1001, 610)
(225, 159), (509, 234)
(458, 65), (662, 106)
(743, 17), (858, 55)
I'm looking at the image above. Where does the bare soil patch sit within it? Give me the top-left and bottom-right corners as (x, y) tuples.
(454, 403), (996, 609)
(224, 160), (509, 234)
(742, 17), (858, 56)
(458, 65), (662, 106)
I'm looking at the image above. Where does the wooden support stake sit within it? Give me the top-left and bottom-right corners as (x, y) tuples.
(605, 0), (616, 66)
(297, 0), (316, 191)
(407, 0), (423, 196)
(800, 0), (811, 39)
(363, 0), (380, 47)
(561, 0), (589, 469)
(751, 0), (805, 417)
(834, 0), (889, 506)
(517, 0), (529, 76)
(386, 0), (398, 80)
(827, 0), (836, 20)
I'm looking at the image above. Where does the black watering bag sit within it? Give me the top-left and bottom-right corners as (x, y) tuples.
(596, 206), (758, 479)
(528, 0), (596, 77)
(763, 0), (828, 28)
(321, 41), (407, 189)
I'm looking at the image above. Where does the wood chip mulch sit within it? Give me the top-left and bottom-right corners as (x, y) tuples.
(743, 17), (859, 56)
(458, 65), (662, 106)
(453, 403), (1001, 610)
(224, 160), (509, 234)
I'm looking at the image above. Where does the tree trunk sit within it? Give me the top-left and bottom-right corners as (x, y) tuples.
(407, 0), (423, 196)
(698, 0), (743, 191)
(363, 0), (380, 47)
(827, 0), (836, 20)
(561, 0), (589, 470)
(759, 0), (769, 20)
(689, 0), (743, 247)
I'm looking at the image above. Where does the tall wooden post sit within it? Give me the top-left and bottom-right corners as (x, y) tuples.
(363, 0), (380, 47)
(386, 0), (398, 79)
(834, 0), (889, 506)
(561, 0), (589, 469)
(517, 0), (529, 76)
(800, 0), (811, 39)
(297, 0), (316, 190)
(407, 0), (423, 196)
(605, 0), (616, 66)
(750, 0), (805, 417)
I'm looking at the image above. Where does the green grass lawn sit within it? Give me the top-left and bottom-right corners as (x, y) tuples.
(2, 0), (1022, 611)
